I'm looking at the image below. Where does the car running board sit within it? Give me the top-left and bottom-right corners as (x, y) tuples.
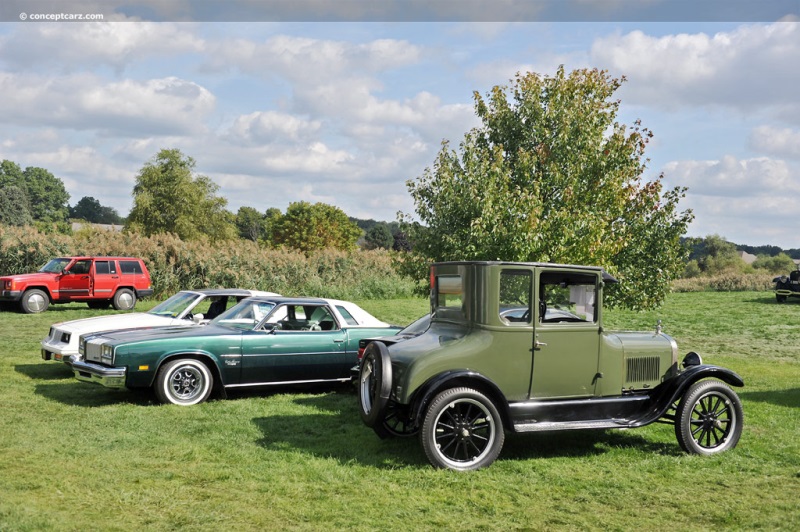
(513, 418), (633, 432)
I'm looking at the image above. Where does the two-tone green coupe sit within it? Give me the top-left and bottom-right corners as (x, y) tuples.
(72, 296), (401, 405)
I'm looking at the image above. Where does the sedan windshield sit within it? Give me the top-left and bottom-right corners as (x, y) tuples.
(212, 300), (276, 330)
(148, 291), (199, 318)
(39, 258), (71, 273)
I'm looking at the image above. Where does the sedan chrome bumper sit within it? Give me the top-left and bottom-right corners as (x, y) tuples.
(71, 356), (127, 388)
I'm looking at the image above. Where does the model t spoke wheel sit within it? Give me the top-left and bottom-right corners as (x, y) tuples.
(155, 359), (213, 406)
(421, 387), (504, 471)
(675, 380), (743, 455)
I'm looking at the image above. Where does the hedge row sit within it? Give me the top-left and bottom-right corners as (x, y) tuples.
(0, 225), (417, 301)
(672, 273), (775, 292)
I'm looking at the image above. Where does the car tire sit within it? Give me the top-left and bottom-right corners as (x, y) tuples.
(112, 288), (136, 310)
(154, 359), (214, 406)
(20, 289), (49, 314)
(675, 380), (743, 455)
(776, 294), (787, 303)
(358, 341), (392, 437)
(421, 387), (505, 471)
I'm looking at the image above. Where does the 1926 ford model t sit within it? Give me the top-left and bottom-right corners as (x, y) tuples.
(358, 261), (744, 471)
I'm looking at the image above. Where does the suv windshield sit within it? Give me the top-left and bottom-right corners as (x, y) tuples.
(39, 258), (72, 273)
(148, 291), (199, 318)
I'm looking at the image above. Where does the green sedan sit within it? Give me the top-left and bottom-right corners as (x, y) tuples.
(72, 296), (401, 405)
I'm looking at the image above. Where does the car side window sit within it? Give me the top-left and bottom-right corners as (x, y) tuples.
(499, 269), (532, 325)
(336, 305), (359, 326)
(69, 260), (92, 274)
(538, 272), (597, 324)
(94, 260), (117, 275)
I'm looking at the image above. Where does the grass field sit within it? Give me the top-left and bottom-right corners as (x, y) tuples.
(1, 292), (798, 530)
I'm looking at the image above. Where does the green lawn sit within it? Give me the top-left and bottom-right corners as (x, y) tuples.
(1, 292), (798, 530)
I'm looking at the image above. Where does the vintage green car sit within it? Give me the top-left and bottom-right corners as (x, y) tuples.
(72, 296), (401, 405)
(358, 261), (744, 471)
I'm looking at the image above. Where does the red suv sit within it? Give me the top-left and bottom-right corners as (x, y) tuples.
(0, 257), (154, 313)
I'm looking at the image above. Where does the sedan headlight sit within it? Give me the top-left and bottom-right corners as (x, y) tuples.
(78, 338), (86, 355)
(101, 344), (114, 364)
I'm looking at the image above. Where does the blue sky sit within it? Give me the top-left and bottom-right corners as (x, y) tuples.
(1, 1), (799, 248)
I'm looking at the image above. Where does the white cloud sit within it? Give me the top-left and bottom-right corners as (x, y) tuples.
(591, 22), (800, 115)
(0, 73), (215, 136)
(0, 21), (203, 72)
(750, 125), (800, 160)
(225, 111), (322, 144)
(664, 155), (797, 197)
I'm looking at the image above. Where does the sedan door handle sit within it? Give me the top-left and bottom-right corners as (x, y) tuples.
(333, 339), (345, 343)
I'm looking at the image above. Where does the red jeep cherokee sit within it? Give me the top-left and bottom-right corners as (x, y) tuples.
(0, 256), (154, 313)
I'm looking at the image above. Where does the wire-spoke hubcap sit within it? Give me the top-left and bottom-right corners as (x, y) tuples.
(434, 398), (495, 466)
(690, 392), (734, 450)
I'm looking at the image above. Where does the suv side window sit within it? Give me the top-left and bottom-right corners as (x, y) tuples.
(95, 260), (117, 275)
(538, 271), (597, 324)
(499, 269), (532, 325)
(119, 260), (143, 274)
(69, 260), (92, 274)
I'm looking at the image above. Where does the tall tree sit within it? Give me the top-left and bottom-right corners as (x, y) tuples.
(70, 196), (124, 224)
(1, 160), (69, 223)
(236, 206), (267, 242)
(364, 222), (394, 250)
(0, 185), (33, 226)
(270, 201), (361, 253)
(126, 149), (236, 241)
(401, 67), (693, 310)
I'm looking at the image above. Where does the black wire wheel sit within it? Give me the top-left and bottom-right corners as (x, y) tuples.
(675, 380), (743, 455)
(381, 400), (418, 438)
(421, 387), (504, 471)
(154, 358), (214, 406)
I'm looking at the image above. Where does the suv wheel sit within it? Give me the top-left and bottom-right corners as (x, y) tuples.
(154, 359), (213, 406)
(675, 380), (743, 455)
(112, 288), (136, 310)
(21, 289), (49, 314)
(421, 387), (504, 471)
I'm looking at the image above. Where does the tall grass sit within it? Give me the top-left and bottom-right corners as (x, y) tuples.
(0, 225), (415, 300)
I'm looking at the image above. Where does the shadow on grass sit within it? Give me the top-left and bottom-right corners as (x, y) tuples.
(251, 393), (679, 469)
(15, 362), (73, 381)
(33, 381), (155, 407)
(741, 387), (800, 408)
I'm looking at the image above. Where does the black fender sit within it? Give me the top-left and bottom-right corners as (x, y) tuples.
(408, 370), (512, 431)
(634, 364), (744, 427)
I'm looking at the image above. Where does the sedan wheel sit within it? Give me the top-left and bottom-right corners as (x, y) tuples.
(675, 380), (743, 455)
(421, 387), (504, 471)
(155, 359), (213, 406)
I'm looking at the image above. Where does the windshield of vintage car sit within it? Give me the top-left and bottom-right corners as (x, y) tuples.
(148, 291), (199, 318)
(39, 258), (71, 273)
(211, 300), (277, 330)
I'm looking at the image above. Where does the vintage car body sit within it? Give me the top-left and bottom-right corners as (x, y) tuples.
(71, 296), (401, 405)
(41, 288), (278, 365)
(773, 270), (800, 302)
(0, 256), (153, 313)
(358, 261), (744, 471)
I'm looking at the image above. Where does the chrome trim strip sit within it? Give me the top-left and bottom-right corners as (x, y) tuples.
(225, 377), (350, 388)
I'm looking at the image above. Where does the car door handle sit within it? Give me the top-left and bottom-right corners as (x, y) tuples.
(534, 340), (547, 349)
(333, 339), (345, 343)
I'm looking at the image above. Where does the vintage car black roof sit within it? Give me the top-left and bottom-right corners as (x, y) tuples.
(430, 261), (619, 283)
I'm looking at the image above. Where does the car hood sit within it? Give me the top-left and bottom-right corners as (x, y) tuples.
(53, 313), (181, 334)
(90, 323), (238, 345)
(1, 272), (59, 282)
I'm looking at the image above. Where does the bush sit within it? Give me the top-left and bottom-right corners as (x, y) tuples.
(672, 273), (774, 293)
(0, 225), (417, 300)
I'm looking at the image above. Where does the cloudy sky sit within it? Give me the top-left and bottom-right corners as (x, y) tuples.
(1, 1), (799, 248)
